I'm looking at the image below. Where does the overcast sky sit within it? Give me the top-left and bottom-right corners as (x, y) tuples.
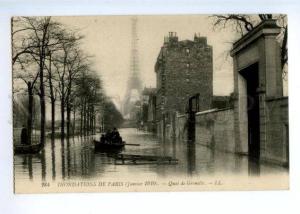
(55, 15), (239, 108)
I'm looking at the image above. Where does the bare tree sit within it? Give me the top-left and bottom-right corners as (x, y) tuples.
(51, 30), (83, 139)
(52, 48), (68, 139)
(13, 56), (39, 145)
(65, 49), (88, 138)
(74, 69), (104, 135)
(13, 16), (107, 143)
(43, 30), (80, 139)
(12, 16), (65, 145)
(44, 50), (59, 138)
(211, 14), (287, 75)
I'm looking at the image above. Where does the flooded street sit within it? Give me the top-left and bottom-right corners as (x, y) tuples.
(14, 128), (288, 186)
(7, 13), (292, 214)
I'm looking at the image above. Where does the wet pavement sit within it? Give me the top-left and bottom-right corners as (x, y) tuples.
(14, 128), (288, 184)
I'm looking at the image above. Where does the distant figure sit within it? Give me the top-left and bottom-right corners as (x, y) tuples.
(21, 125), (28, 145)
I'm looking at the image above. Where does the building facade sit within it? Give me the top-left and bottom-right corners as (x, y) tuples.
(155, 32), (213, 137)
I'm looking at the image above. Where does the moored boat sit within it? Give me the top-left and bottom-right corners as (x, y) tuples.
(14, 143), (43, 154)
(93, 139), (125, 151)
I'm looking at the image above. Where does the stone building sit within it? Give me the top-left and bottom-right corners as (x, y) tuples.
(173, 20), (288, 167)
(155, 32), (213, 137)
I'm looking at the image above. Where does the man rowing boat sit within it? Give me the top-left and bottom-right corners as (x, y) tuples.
(100, 127), (123, 144)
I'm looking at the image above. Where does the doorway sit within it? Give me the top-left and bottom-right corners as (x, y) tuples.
(240, 63), (260, 159)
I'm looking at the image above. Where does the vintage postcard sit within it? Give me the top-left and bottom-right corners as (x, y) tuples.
(12, 15), (289, 193)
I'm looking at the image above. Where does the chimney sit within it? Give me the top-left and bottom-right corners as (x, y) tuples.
(164, 36), (169, 45)
(168, 32), (178, 44)
(194, 33), (207, 45)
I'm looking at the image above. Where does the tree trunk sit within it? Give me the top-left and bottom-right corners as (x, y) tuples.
(39, 53), (46, 146)
(66, 100), (71, 138)
(48, 52), (56, 139)
(61, 93), (65, 139)
(83, 101), (87, 136)
(83, 103), (85, 136)
(66, 80), (72, 138)
(73, 107), (76, 136)
(87, 106), (90, 135)
(94, 112), (96, 134)
(39, 20), (51, 147)
(88, 105), (91, 135)
(27, 83), (33, 145)
(92, 111), (95, 135)
(51, 98), (55, 139)
(61, 50), (67, 139)
(90, 106), (94, 134)
(90, 110), (93, 134)
(80, 105), (83, 136)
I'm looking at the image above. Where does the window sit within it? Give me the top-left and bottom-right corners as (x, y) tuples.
(186, 48), (190, 54)
(186, 63), (190, 68)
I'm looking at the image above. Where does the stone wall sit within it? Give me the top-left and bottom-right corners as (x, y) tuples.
(175, 114), (188, 141)
(195, 108), (235, 152)
(171, 108), (235, 152)
(158, 99), (289, 167)
(263, 97), (289, 165)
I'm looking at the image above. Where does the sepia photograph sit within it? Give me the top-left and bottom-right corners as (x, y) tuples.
(11, 14), (289, 193)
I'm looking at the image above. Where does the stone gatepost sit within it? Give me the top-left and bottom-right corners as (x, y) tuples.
(230, 20), (283, 160)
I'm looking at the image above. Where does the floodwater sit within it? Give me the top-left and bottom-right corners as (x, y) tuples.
(14, 128), (288, 190)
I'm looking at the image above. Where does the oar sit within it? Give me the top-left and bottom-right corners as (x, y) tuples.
(125, 143), (140, 146)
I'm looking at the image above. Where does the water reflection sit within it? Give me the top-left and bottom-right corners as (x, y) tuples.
(248, 157), (261, 176)
(14, 128), (287, 185)
(207, 146), (215, 174)
(27, 155), (33, 180)
(51, 139), (56, 180)
(61, 138), (65, 179)
(187, 140), (196, 176)
(66, 138), (70, 178)
(171, 137), (176, 159)
(41, 149), (46, 181)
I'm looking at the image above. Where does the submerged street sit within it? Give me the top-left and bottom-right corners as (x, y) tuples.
(12, 16), (289, 194)
(14, 128), (288, 185)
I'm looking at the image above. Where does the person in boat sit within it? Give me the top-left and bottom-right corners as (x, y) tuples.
(21, 125), (28, 145)
(100, 134), (106, 144)
(111, 127), (122, 144)
(105, 129), (112, 144)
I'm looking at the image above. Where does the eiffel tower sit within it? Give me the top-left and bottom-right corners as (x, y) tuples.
(123, 17), (142, 119)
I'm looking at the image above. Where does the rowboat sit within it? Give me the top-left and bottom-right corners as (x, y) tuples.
(14, 143), (43, 154)
(93, 140), (125, 152)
